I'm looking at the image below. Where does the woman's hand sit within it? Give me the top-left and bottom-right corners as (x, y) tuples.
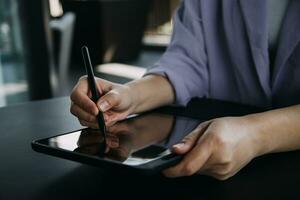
(70, 76), (137, 128)
(163, 116), (264, 180)
(70, 75), (174, 128)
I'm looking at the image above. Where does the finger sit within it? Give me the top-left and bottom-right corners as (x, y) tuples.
(171, 130), (199, 155)
(106, 135), (119, 148)
(197, 168), (232, 181)
(103, 110), (116, 124)
(172, 120), (211, 155)
(70, 103), (97, 123)
(106, 112), (130, 126)
(79, 120), (99, 129)
(70, 79), (99, 116)
(97, 90), (120, 112)
(163, 134), (213, 178)
(106, 119), (119, 127)
(106, 123), (130, 134)
(83, 76), (114, 97)
(104, 111), (129, 126)
(95, 77), (114, 94)
(87, 90), (92, 99)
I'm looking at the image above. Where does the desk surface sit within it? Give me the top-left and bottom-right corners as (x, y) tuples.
(0, 97), (299, 200)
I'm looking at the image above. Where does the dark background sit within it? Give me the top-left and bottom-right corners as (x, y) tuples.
(0, 0), (178, 105)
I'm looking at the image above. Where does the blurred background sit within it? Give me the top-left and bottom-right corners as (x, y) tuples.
(0, 0), (180, 107)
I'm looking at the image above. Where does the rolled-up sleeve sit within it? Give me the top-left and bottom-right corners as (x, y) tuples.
(145, 0), (208, 106)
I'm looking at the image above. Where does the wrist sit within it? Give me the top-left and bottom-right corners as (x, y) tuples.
(244, 113), (273, 157)
(126, 80), (141, 114)
(126, 75), (175, 114)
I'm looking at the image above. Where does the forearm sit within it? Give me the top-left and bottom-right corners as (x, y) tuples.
(126, 75), (175, 113)
(246, 104), (300, 156)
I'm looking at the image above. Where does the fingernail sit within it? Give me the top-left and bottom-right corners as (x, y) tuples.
(173, 142), (185, 149)
(93, 108), (99, 116)
(98, 101), (109, 112)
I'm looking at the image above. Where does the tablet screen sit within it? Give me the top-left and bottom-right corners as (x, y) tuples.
(39, 113), (201, 166)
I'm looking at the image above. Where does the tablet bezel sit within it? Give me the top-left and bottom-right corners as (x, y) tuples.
(31, 128), (182, 175)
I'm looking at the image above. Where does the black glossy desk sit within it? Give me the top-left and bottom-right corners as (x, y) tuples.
(0, 97), (299, 199)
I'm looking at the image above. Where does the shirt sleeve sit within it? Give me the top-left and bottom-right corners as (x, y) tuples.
(144, 0), (209, 106)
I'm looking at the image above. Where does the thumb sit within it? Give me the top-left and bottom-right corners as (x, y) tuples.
(97, 91), (120, 112)
(172, 121), (211, 154)
(172, 130), (199, 155)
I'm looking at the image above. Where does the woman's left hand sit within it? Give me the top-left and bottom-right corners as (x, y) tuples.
(163, 116), (264, 180)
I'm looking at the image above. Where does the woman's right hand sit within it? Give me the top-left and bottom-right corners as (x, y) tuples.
(70, 76), (137, 128)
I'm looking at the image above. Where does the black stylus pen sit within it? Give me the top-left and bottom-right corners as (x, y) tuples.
(81, 46), (107, 141)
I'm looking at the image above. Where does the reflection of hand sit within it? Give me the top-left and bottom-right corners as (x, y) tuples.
(163, 117), (261, 180)
(77, 129), (105, 146)
(74, 114), (174, 162)
(74, 128), (132, 161)
(106, 114), (175, 161)
(108, 114), (174, 150)
(74, 129), (118, 155)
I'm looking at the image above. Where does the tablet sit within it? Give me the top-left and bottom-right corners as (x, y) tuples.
(32, 113), (202, 175)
